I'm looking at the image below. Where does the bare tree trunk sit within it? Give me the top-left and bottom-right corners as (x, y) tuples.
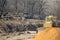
(0, 0), (7, 18)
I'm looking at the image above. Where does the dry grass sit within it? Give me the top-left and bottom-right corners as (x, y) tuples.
(0, 20), (42, 40)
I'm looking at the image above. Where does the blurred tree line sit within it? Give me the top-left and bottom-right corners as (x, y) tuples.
(0, 0), (60, 19)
